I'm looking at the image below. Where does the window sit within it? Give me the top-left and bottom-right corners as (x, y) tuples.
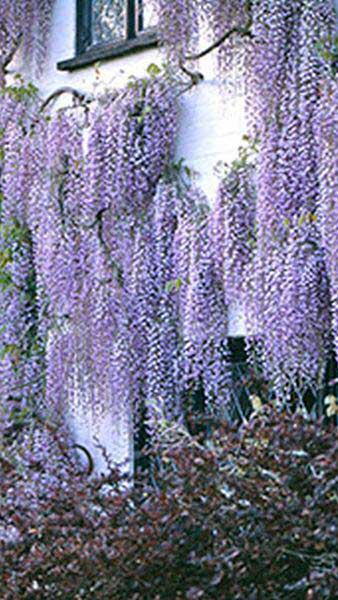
(58, 0), (158, 71)
(78, 0), (157, 53)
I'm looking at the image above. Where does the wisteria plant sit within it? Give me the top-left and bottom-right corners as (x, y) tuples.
(0, 0), (337, 473)
(0, 3), (338, 598)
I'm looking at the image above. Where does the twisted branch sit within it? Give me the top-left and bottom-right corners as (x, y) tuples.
(73, 443), (94, 476)
(40, 86), (91, 112)
(184, 18), (253, 62)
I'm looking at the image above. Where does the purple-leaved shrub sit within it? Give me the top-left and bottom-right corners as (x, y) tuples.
(0, 407), (337, 599)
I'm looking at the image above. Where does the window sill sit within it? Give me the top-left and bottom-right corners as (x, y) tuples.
(57, 30), (159, 71)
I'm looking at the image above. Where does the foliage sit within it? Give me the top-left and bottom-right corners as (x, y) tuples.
(0, 408), (337, 599)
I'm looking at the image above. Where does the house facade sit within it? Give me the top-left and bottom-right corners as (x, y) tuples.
(10, 0), (249, 474)
(8, 0), (338, 473)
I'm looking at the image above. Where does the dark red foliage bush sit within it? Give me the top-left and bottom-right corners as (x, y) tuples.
(0, 408), (337, 599)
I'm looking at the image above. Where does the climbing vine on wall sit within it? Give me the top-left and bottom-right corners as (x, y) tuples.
(153, 0), (338, 397)
(0, 67), (236, 437)
(0, 0), (338, 441)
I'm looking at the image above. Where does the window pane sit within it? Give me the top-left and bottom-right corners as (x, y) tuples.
(139, 0), (157, 31)
(92, 0), (125, 45)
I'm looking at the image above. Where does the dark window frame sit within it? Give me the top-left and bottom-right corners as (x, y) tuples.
(58, 0), (158, 72)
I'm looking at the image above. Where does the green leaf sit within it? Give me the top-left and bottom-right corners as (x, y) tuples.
(146, 63), (161, 77)
(165, 278), (183, 294)
(0, 343), (18, 361)
(0, 270), (13, 290)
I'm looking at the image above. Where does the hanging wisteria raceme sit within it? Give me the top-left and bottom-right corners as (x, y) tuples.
(0, 72), (182, 431)
(259, 218), (331, 393)
(177, 193), (233, 416)
(0, 10), (50, 416)
(30, 109), (123, 416)
(201, 0), (252, 94)
(316, 75), (338, 362)
(84, 77), (179, 420)
(150, 0), (201, 62)
(0, 88), (43, 414)
(153, 0), (337, 394)
(143, 183), (181, 429)
(104, 77), (178, 220)
(151, 0), (251, 69)
(25, 76), (181, 424)
(211, 159), (256, 305)
(128, 219), (158, 434)
(128, 176), (234, 429)
(28, 113), (77, 412)
(0, 225), (40, 403)
(0, 0), (56, 80)
(80, 75), (179, 276)
(198, 210), (233, 415)
(242, 0), (338, 391)
(1, 0), (338, 445)
(245, 0), (335, 228)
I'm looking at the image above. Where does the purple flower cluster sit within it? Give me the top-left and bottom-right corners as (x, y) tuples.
(150, 0), (201, 62)
(1, 0), (338, 445)
(316, 76), (338, 361)
(0, 1), (56, 75)
(172, 0), (338, 395)
(151, 0), (250, 71)
(1, 76), (187, 431)
(0, 88), (44, 415)
(211, 160), (256, 304)
(243, 0), (337, 392)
